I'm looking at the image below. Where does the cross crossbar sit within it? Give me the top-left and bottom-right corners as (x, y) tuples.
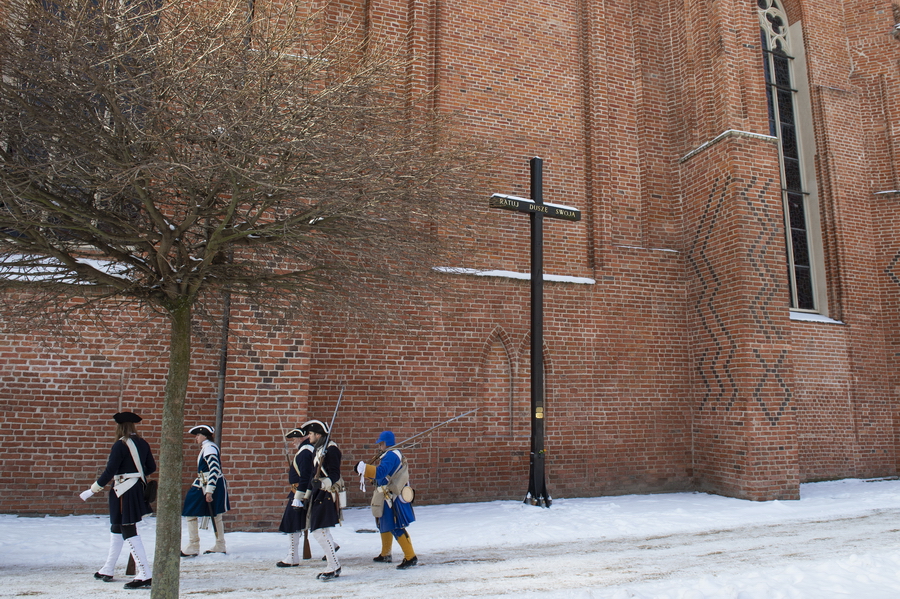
(490, 193), (581, 222)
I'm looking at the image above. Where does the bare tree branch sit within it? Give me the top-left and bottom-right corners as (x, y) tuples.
(0, 0), (485, 318)
(0, 1), (488, 595)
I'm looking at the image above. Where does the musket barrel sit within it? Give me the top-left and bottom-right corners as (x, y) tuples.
(368, 407), (480, 462)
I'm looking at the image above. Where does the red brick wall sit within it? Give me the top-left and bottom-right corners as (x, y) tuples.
(2, 0), (900, 529)
(0, 305), (179, 515)
(790, 320), (858, 480)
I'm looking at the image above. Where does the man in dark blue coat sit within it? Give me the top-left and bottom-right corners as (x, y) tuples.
(276, 428), (312, 567)
(291, 419), (342, 580)
(181, 424), (230, 556)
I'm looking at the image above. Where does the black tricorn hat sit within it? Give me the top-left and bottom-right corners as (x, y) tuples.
(114, 412), (142, 424)
(285, 428), (307, 438)
(189, 425), (215, 437)
(300, 419), (328, 436)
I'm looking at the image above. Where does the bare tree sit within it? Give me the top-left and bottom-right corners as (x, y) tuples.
(0, 0), (483, 595)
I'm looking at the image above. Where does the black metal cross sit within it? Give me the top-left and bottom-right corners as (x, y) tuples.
(489, 157), (581, 508)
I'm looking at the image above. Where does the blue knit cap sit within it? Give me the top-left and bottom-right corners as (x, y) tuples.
(376, 431), (395, 446)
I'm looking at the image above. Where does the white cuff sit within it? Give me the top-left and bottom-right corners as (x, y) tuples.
(90, 482), (103, 494)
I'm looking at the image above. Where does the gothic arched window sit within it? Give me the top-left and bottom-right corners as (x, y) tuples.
(758, 0), (827, 313)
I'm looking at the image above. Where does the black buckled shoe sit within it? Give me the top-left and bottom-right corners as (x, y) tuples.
(93, 572), (113, 582)
(276, 561), (299, 567)
(397, 556), (418, 569)
(123, 578), (151, 589)
(316, 567), (341, 581)
(180, 551), (197, 558)
(372, 554), (392, 563)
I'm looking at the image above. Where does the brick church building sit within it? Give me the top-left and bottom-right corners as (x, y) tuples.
(2, 0), (900, 530)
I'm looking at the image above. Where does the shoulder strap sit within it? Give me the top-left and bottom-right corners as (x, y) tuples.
(314, 444), (328, 478)
(124, 438), (146, 482)
(292, 445), (313, 476)
(384, 450), (409, 494)
(391, 449), (405, 471)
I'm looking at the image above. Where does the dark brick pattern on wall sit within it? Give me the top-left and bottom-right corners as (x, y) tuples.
(688, 168), (792, 423)
(2, 0), (900, 530)
(682, 134), (800, 502)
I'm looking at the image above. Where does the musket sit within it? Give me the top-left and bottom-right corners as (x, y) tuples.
(369, 407), (480, 463)
(322, 384), (345, 452)
(276, 409), (294, 465)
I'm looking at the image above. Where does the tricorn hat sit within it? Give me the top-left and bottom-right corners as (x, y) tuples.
(300, 419), (328, 436)
(285, 428), (307, 438)
(113, 412), (142, 424)
(189, 425), (215, 437)
(376, 430), (395, 446)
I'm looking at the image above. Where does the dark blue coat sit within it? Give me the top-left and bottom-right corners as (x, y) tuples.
(182, 440), (230, 517)
(279, 442), (312, 533)
(299, 440), (342, 531)
(96, 435), (156, 527)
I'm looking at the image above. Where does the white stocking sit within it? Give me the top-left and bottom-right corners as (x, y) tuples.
(313, 528), (339, 571)
(98, 533), (125, 576)
(124, 536), (151, 581)
(183, 517), (200, 554)
(285, 532), (300, 565)
(208, 514), (226, 552)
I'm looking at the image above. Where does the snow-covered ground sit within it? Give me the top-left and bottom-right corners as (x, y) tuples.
(3, 478), (900, 598)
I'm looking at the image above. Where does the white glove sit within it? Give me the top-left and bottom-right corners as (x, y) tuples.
(319, 477), (332, 490)
(91, 482), (103, 494)
(79, 489), (94, 501)
(291, 493), (303, 509)
(355, 460), (366, 476)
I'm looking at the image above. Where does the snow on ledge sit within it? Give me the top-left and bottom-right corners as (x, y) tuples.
(613, 244), (680, 253)
(434, 267), (596, 285)
(680, 129), (777, 163)
(790, 311), (844, 325)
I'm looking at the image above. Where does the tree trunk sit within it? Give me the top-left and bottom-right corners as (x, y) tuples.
(151, 303), (192, 599)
